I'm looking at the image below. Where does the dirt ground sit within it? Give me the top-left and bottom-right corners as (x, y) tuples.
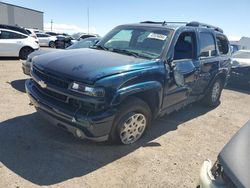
(0, 59), (249, 188)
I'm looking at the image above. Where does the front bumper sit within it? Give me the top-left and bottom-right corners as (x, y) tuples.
(22, 61), (31, 75)
(25, 79), (115, 142)
(198, 160), (225, 188)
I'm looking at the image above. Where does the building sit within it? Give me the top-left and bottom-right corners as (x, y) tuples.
(230, 37), (250, 50)
(0, 2), (43, 30)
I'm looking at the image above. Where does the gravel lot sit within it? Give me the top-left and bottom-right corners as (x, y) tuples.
(0, 58), (249, 188)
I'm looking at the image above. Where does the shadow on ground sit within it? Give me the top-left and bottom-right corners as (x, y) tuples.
(9, 79), (27, 93)
(0, 104), (211, 185)
(0, 57), (20, 61)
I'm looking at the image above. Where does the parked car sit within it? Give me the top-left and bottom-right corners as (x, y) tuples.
(25, 21), (231, 144)
(22, 37), (100, 75)
(0, 27), (39, 59)
(25, 28), (38, 39)
(45, 31), (60, 36)
(198, 119), (250, 188)
(228, 50), (250, 89)
(36, 33), (57, 47)
(79, 34), (99, 40)
(55, 35), (76, 49)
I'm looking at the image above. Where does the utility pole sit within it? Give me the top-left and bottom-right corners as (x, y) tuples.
(50, 20), (53, 31)
(87, 7), (89, 34)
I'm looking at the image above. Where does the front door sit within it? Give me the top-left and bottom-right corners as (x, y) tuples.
(162, 30), (199, 109)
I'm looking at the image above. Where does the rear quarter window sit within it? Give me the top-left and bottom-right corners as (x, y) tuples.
(216, 34), (229, 55)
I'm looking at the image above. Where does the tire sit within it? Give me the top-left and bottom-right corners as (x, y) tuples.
(109, 97), (151, 145)
(19, 47), (33, 60)
(202, 79), (223, 107)
(49, 41), (55, 48)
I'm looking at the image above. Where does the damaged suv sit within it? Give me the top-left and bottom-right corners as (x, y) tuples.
(26, 21), (231, 144)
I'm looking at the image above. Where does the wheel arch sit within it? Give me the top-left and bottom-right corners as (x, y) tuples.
(19, 46), (34, 59)
(111, 81), (164, 119)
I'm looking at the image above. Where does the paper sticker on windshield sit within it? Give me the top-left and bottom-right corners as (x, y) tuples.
(147, 33), (167, 40)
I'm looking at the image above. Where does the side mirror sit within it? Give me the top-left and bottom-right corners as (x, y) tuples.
(173, 67), (185, 87)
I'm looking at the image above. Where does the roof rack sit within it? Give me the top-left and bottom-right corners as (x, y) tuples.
(186, 21), (223, 33)
(0, 24), (29, 35)
(140, 21), (187, 26)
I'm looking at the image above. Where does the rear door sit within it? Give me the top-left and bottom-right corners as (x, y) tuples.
(192, 30), (220, 95)
(37, 34), (49, 46)
(0, 30), (27, 57)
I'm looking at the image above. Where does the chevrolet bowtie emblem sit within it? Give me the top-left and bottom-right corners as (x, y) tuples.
(38, 80), (47, 88)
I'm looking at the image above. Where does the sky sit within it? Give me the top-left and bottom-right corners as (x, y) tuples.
(2, 0), (250, 40)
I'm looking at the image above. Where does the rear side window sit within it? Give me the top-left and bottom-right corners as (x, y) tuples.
(216, 34), (229, 55)
(0, 30), (27, 39)
(199, 32), (216, 58)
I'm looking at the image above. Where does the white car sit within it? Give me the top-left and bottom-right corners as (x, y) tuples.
(25, 28), (38, 39)
(36, 33), (57, 48)
(0, 28), (39, 59)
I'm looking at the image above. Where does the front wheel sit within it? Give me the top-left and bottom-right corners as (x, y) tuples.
(202, 79), (223, 107)
(109, 97), (151, 145)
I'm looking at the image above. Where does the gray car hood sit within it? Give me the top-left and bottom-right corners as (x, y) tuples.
(218, 119), (250, 188)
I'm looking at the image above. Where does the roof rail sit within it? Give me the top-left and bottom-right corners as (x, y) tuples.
(140, 21), (167, 26)
(186, 21), (223, 33)
(140, 21), (187, 26)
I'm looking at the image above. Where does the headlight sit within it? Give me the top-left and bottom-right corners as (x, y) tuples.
(70, 82), (105, 97)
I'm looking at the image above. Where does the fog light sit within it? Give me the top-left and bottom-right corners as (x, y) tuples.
(76, 129), (82, 138)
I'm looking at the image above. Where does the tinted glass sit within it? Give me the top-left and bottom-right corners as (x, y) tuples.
(0, 31), (27, 39)
(99, 27), (172, 59)
(199, 32), (216, 58)
(216, 34), (229, 55)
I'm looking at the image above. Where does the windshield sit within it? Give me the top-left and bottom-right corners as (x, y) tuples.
(233, 51), (250, 59)
(97, 27), (172, 59)
(66, 37), (99, 49)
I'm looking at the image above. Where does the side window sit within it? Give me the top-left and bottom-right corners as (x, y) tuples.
(216, 34), (229, 55)
(199, 32), (216, 58)
(174, 32), (196, 60)
(0, 31), (27, 39)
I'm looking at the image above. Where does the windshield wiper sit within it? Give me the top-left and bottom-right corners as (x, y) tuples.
(91, 44), (108, 51)
(111, 48), (149, 59)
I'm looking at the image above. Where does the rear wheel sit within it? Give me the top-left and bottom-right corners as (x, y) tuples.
(109, 97), (151, 145)
(19, 47), (33, 60)
(49, 41), (55, 48)
(202, 79), (223, 107)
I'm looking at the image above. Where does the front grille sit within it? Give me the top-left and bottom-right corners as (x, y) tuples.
(34, 82), (67, 102)
(32, 66), (96, 110)
(33, 81), (95, 110)
(33, 66), (69, 89)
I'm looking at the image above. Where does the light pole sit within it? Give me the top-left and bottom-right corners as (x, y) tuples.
(50, 20), (53, 31)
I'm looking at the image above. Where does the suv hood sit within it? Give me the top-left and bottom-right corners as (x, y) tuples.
(218, 119), (250, 187)
(33, 48), (155, 84)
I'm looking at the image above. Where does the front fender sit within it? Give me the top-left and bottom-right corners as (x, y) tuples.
(111, 81), (163, 106)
